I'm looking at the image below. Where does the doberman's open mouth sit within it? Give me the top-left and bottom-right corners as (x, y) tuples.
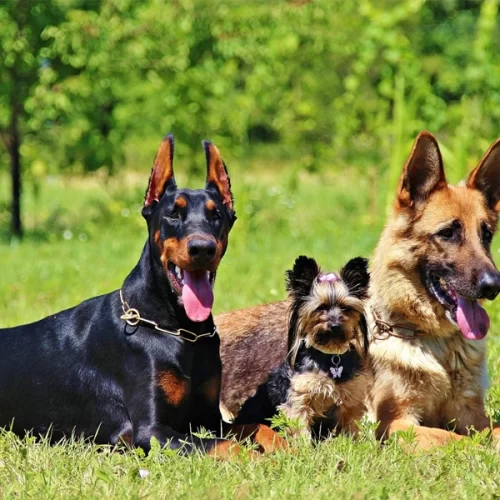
(426, 273), (490, 340)
(167, 262), (216, 322)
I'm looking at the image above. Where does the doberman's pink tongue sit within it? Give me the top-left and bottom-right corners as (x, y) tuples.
(456, 296), (490, 340)
(182, 270), (213, 322)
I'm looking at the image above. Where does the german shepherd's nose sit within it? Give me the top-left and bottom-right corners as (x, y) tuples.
(188, 238), (217, 266)
(477, 270), (500, 300)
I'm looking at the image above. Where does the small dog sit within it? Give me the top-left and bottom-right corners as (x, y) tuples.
(235, 256), (370, 439)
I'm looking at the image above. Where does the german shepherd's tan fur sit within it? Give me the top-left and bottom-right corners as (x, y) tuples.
(367, 131), (500, 449)
(218, 131), (500, 449)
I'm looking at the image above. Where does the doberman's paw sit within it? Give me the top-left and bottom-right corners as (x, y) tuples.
(206, 440), (246, 460)
(229, 424), (288, 454)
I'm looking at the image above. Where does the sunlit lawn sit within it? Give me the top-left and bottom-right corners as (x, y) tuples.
(0, 157), (499, 498)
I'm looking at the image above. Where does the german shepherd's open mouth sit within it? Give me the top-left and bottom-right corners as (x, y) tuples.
(424, 270), (490, 340)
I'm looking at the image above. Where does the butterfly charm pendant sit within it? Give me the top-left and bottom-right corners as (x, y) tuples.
(330, 354), (343, 379)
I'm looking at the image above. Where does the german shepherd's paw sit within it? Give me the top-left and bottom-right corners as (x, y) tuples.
(491, 426), (500, 451)
(388, 420), (463, 451)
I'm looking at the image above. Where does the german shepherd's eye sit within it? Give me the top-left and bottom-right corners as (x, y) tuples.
(436, 220), (461, 241)
(437, 227), (453, 240)
(482, 223), (493, 247)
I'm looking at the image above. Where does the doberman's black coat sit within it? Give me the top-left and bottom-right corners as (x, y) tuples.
(0, 135), (238, 454)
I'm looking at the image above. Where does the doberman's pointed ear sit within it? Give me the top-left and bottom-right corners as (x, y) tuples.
(286, 256), (320, 298)
(397, 131), (447, 209)
(144, 134), (176, 210)
(340, 257), (370, 299)
(467, 138), (500, 212)
(203, 140), (233, 211)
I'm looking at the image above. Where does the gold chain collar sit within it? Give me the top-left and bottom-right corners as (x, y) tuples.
(119, 290), (217, 343)
(371, 309), (421, 340)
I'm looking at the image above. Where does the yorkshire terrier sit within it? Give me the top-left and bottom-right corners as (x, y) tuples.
(235, 255), (370, 440)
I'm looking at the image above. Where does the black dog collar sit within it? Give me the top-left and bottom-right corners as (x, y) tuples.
(295, 344), (362, 383)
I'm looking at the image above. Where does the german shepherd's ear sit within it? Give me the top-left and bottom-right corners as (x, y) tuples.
(286, 256), (320, 298)
(397, 131), (447, 209)
(467, 138), (500, 212)
(340, 257), (369, 299)
(204, 140), (234, 212)
(143, 134), (176, 214)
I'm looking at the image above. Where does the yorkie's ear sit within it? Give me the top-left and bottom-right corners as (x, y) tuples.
(340, 257), (369, 299)
(286, 256), (320, 298)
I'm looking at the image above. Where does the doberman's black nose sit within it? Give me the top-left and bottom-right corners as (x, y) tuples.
(187, 238), (217, 265)
(477, 270), (500, 300)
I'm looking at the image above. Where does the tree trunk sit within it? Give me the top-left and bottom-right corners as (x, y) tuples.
(9, 72), (22, 238)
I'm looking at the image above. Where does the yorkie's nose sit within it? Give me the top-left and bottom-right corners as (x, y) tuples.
(328, 324), (345, 340)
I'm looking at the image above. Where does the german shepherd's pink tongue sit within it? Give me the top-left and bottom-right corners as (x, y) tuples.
(182, 270), (213, 322)
(456, 296), (490, 340)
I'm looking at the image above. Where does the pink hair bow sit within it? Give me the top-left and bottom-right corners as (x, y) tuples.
(318, 273), (339, 283)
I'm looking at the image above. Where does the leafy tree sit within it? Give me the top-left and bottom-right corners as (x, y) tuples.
(0, 0), (66, 237)
(3, 0), (500, 236)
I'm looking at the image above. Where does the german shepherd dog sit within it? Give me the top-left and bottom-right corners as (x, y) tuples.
(366, 131), (500, 449)
(233, 256), (370, 440)
(218, 131), (500, 450)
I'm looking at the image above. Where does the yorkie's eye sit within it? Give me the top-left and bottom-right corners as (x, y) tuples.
(342, 306), (353, 314)
(316, 304), (329, 313)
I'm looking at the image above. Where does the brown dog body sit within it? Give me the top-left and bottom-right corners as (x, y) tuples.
(218, 301), (289, 422)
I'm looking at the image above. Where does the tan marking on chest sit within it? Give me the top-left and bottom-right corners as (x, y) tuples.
(201, 376), (221, 404)
(158, 370), (189, 406)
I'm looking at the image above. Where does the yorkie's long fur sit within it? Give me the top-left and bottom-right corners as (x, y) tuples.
(235, 255), (370, 439)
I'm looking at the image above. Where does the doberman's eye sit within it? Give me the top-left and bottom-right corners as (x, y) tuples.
(212, 209), (222, 220)
(168, 209), (180, 220)
(482, 224), (493, 247)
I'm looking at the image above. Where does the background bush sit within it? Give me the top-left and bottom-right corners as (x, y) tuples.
(2, 0), (500, 236)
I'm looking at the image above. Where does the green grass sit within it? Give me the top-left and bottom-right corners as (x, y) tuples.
(0, 159), (499, 499)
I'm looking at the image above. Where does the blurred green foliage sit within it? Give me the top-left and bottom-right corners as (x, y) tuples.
(2, 0), (500, 234)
